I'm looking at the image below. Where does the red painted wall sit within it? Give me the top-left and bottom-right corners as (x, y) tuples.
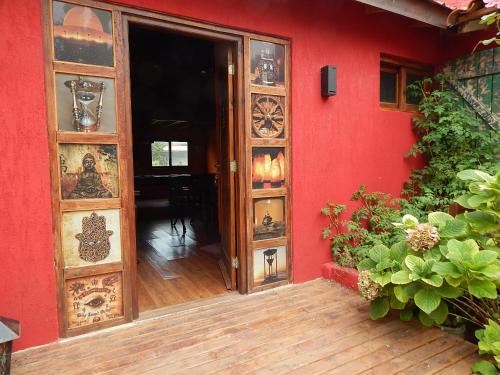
(0, 0), (479, 351)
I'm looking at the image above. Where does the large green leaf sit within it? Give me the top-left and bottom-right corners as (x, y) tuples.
(372, 272), (392, 287)
(414, 288), (441, 314)
(400, 307), (413, 321)
(421, 274), (443, 287)
(457, 169), (486, 182)
(405, 255), (425, 273)
(390, 241), (410, 263)
(357, 258), (376, 271)
(473, 251), (498, 268)
(455, 193), (474, 209)
(423, 247), (442, 261)
(468, 279), (497, 299)
(370, 297), (390, 320)
(432, 261), (462, 277)
(440, 219), (468, 238)
(391, 270), (411, 284)
(428, 212), (453, 226)
(471, 360), (498, 375)
(418, 310), (434, 327)
(444, 276), (463, 287)
(436, 284), (464, 298)
(464, 211), (498, 233)
(394, 285), (410, 303)
(369, 245), (391, 263)
(429, 301), (449, 324)
(473, 264), (500, 278)
(390, 295), (406, 310)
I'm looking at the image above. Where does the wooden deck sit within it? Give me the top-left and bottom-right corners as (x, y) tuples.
(12, 279), (480, 375)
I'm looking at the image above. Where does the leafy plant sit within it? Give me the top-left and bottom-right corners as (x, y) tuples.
(358, 169), (499, 372)
(473, 320), (500, 375)
(400, 76), (499, 218)
(475, 11), (500, 51)
(321, 186), (403, 267)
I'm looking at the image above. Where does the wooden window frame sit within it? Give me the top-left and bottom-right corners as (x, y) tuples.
(380, 55), (432, 112)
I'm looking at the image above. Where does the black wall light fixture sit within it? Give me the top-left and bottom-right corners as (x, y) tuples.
(321, 65), (336, 97)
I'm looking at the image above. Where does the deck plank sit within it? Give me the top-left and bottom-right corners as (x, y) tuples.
(11, 279), (479, 375)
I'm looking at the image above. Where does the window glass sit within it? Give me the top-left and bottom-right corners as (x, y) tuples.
(380, 70), (397, 103)
(171, 142), (188, 166)
(406, 73), (424, 105)
(151, 141), (170, 167)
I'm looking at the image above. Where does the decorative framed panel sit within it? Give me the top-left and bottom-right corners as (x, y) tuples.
(251, 94), (285, 139)
(253, 246), (287, 287)
(55, 73), (116, 133)
(61, 209), (122, 268)
(52, 1), (114, 66)
(250, 40), (285, 88)
(65, 272), (123, 329)
(59, 144), (119, 200)
(253, 196), (285, 241)
(252, 147), (285, 189)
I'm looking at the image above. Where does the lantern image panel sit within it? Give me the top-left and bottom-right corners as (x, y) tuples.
(52, 1), (114, 67)
(252, 147), (285, 189)
(59, 144), (119, 200)
(65, 272), (123, 329)
(251, 94), (285, 139)
(253, 246), (287, 287)
(250, 40), (285, 88)
(61, 209), (122, 268)
(56, 73), (116, 133)
(253, 197), (285, 241)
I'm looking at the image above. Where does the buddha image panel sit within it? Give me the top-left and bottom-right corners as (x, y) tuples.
(250, 40), (285, 88)
(65, 272), (123, 329)
(252, 147), (285, 189)
(55, 73), (116, 133)
(253, 197), (285, 241)
(253, 246), (287, 287)
(52, 1), (114, 67)
(62, 209), (121, 268)
(59, 144), (119, 200)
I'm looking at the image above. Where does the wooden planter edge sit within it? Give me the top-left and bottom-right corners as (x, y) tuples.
(321, 262), (359, 292)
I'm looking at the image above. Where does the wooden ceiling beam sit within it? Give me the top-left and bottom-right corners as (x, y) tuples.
(354, 0), (450, 29)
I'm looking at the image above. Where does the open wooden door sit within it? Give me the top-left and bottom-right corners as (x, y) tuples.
(215, 43), (237, 290)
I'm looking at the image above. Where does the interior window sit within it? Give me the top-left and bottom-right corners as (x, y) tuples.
(380, 69), (398, 104)
(151, 141), (189, 167)
(405, 72), (425, 105)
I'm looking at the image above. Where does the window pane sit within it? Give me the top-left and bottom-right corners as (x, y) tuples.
(171, 142), (188, 166)
(380, 71), (397, 103)
(406, 73), (424, 105)
(151, 141), (170, 167)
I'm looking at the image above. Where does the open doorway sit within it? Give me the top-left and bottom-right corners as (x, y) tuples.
(128, 24), (237, 314)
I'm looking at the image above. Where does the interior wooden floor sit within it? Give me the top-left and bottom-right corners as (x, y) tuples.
(12, 279), (480, 375)
(135, 202), (228, 313)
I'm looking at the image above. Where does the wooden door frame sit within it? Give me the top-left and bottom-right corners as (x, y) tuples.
(120, 14), (248, 317)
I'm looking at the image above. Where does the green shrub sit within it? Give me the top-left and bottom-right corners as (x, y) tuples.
(358, 169), (499, 373)
(400, 76), (499, 218)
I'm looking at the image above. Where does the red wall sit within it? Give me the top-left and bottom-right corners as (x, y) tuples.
(0, 0), (478, 351)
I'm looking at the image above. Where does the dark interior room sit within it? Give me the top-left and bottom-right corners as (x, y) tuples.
(129, 25), (228, 313)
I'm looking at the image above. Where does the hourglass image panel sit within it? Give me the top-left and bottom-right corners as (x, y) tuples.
(252, 147), (285, 189)
(62, 209), (122, 268)
(250, 40), (285, 88)
(65, 272), (123, 329)
(52, 1), (114, 67)
(253, 197), (285, 241)
(253, 246), (287, 287)
(251, 94), (285, 139)
(59, 144), (119, 200)
(55, 73), (116, 133)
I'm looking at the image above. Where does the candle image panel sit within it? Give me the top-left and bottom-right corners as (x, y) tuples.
(65, 272), (123, 329)
(56, 74), (116, 133)
(252, 94), (285, 139)
(250, 40), (285, 88)
(62, 209), (121, 268)
(52, 1), (114, 66)
(253, 246), (287, 287)
(252, 147), (285, 189)
(253, 197), (285, 241)
(59, 144), (119, 200)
